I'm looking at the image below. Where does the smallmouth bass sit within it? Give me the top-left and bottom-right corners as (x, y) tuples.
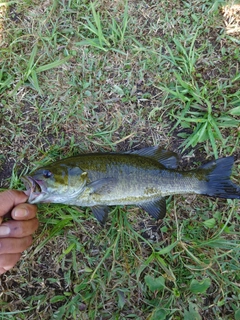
(22, 147), (240, 224)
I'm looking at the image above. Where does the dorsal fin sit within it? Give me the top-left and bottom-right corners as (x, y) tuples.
(126, 146), (179, 169)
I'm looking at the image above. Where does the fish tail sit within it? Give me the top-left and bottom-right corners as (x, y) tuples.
(200, 156), (240, 199)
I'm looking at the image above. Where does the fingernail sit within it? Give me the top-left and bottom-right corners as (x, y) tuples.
(13, 208), (28, 218)
(0, 226), (10, 236)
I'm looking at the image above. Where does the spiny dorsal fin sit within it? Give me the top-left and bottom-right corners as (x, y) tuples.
(126, 146), (179, 169)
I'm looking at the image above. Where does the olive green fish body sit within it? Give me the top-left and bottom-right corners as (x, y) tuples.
(65, 155), (202, 206)
(22, 147), (240, 224)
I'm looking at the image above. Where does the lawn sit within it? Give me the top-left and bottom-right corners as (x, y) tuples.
(0, 0), (240, 319)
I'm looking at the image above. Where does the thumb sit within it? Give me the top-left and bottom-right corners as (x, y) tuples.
(0, 190), (28, 217)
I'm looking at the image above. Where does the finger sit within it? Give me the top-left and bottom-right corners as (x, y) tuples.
(0, 190), (28, 217)
(11, 203), (37, 221)
(0, 218), (39, 238)
(0, 236), (33, 254)
(0, 253), (21, 275)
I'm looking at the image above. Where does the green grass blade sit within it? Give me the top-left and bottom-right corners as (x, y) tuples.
(36, 56), (70, 73)
(25, 44), (38, 79)
(229, 106), (240, 115)
(28, 70), (42, 94)
(207, 125), (218, 158)
(32, 218), (73, 255)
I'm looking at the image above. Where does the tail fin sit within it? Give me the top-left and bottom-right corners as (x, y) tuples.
(201, 157), (240, 199)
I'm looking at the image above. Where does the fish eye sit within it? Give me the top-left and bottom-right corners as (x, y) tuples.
(43, 170), (52, 178)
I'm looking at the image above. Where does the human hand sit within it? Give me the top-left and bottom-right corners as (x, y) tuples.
(0, 190), (38, 275)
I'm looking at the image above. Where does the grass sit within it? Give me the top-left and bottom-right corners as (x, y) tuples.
(77, 1), (130, 53)
(0, 0), (240, 319)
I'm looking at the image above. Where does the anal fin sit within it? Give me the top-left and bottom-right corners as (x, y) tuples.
(139, 198), (166, 220)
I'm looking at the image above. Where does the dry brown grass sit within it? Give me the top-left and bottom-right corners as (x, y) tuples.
(222, 3), (240, 35)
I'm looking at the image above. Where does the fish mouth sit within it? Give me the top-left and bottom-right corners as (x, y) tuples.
(21, 176), (47, 203)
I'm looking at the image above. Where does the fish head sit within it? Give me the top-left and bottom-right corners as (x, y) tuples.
(22, 164), (88, 204)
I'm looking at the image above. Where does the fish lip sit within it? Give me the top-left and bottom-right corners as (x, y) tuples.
(21, 176), (47, 203)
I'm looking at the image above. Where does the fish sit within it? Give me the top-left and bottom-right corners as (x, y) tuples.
(22, 146), (240, 225)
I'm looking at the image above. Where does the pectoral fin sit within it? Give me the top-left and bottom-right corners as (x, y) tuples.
(92, 206), (109, 225)
(88, 177), (117, 195)
(139, 197), (166, 220)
